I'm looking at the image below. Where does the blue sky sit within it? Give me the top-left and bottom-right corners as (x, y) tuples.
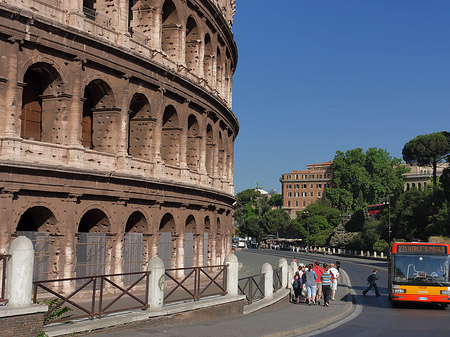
(231, 0), (450, 194)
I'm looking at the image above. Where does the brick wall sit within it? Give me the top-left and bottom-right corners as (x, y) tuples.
(0, 312), (45, 337)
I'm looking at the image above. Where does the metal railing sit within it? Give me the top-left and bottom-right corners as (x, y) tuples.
(83, 6), (112, 28)
(0, 255), (10, 303)
(273, 267), (282, 292)
(238, 273), (264, 305)
(33, 271), (150, 323)
(164, 265), (227, 303)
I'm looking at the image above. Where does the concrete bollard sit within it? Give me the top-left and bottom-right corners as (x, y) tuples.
(381, 252), (384, 258)
(224, 254), (239, 296)
(366, 251), (370, 257)
(261, 263), (273, 300)
(6, 236), (34, 307)
(278, 258), (288, 288)
(374, 252), (377, 258)
(148, 256), (165, 310)
(288, 261), (297, 289)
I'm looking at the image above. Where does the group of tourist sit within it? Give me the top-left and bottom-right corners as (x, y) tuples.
(292, 260), (340, 307)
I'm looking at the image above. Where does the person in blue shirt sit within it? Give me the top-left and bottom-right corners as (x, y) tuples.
(321, 264), (332, 306)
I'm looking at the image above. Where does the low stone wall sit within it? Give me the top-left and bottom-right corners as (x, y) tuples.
(0, 306), (47, 337)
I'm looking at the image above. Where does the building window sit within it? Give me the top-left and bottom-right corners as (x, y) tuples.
(295, 175), (299, 179)
(294, 192), (299, 197)
(294, 184), (299, 189)
(295, 200), (299, 207)
(318, 174), (322, 179)
(310, 175), (314, 179)
(302, 184), (307, 189)
(287, 201), (291, 207)
(318, 191), (321, 197)
(287, 192), (292, 197)
(310, 192), (314, 197)
(317, 184), (322, 188)
(302, 175), (307, 179)
(288, 175), (291, 179)
(287, 184), (291, 189)
(303, 200), (306, 206)
(302, 192), (307, 197)
(310, 184), (314, 188)
(325, 183), (330, 188)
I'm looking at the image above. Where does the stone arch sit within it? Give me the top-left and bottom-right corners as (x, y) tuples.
(203, 33), (213, 84)
(187, 114), (200, 171)
(20, 62), (65, 143)
(82, 79), (116, 151)
(78, 208), (111, 233)
(205, 123), (214, 175)
(185, 16), (200, 73)
(128, 93), (154, 159)
(159, 212), (176, 232)
(125, 210), (148, 233)
(185, 214), (196, 233)
(16, 206), (57, 233)
(161, 0), (181, 61)
(161, 105), (180, 166)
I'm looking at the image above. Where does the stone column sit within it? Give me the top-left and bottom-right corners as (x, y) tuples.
(224, 253), (238, 296)
(7, 237), (34, 306)
(198, 116), (207, 176)
(152, 6), (162, 51)
(152, 88), (164, 165)
(278, 258), (288, 289)
(178, 100), (189, 170)
(117, 76), (130, 157)
(148, 256), (165, 310)
(261, 263), (273, 300)
(2, 40), (20, 137)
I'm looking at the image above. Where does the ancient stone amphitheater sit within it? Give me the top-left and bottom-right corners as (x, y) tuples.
(0, 0), (238, 283)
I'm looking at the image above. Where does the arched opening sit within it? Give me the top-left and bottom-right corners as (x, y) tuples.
(128, 93), (153, 159)
(82, 79), (115, 151)
(185, 16), (199, 73)
(161, 0), (180, 60)
(203, 34), (213, 84)
(21, 63), (64, 143)
(159, 213), (176, 269)
(185, 215), (196, 268)
(161, 105), (180, 166)
(76, 209), (110, 280)
(203, 216), (210, 265)
(206, 124), (214, 176)
(187, 115), (200, 171)
(16, 206), (56, 281)
(124, 211), (147, 283)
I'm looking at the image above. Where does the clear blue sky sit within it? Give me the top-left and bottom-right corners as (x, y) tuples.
(231, 0), (450, 194)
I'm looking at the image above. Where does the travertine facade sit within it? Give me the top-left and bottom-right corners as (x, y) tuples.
(0, 0), (238, 284)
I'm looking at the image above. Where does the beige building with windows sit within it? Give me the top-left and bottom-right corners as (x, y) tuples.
(0, 0), (238, 287)
(280, 161), (333, 217)
(403, 162), (449, 191)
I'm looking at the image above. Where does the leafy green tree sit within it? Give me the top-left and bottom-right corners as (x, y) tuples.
(268, 193), (282, 208)
(329, 224), (357, 248)
(373, 239), (389, 254)
(402, 131), (450, 190)
(332, 148), (407, 209)
(260, 208), (291, 238)
(323, 188), (353, 213)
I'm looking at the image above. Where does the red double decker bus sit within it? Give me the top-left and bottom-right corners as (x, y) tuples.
(389, 242), (450, 308)
(364, 204), (386, 217)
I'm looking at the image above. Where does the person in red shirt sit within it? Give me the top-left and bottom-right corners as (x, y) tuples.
(312, 261), (323, 305)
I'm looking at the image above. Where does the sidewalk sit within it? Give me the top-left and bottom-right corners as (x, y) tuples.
(86, 270), (354, 337)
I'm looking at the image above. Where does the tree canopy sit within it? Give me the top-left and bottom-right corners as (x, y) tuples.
(402, 131), (450, 188)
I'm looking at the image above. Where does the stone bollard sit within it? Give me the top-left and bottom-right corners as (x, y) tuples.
(7, 236), (34, 306)
(366, 251), (370, 257)
(374, 252), (377, 258)
(361, 250), (364, 256)
(381, 252), (384, 258)
(148, 256), (165, 311)
(225, 254), (239, 296)
(288, 261), (297, 289)
(278, 258), (288, 288)
(261, 263), (273, 300)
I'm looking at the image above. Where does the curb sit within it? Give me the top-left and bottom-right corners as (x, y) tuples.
(262, 269), (356, 337)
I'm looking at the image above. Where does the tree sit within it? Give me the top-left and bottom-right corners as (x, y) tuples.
(332, 148), (407, 210)
(323, 188), (353, 213)
(268, 193), (282, 208)
(402, 131), (450, 191)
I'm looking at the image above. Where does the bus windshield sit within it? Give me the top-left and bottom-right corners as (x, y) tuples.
(393, 255), (450, 283)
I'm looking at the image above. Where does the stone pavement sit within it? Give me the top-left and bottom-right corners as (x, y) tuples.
(86, 270), (354, 337)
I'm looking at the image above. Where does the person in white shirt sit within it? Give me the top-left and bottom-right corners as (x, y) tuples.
(329, 263), (339, 300)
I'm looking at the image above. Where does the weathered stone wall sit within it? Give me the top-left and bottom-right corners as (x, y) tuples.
(0, 0), (238, 282)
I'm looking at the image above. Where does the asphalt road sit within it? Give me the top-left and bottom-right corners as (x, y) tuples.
(238, 249), (450, 337)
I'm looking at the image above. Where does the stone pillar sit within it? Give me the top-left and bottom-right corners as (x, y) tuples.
(261, 263), (273, 300)
(278, 258), (288, 289)
(148, 256), (165, 310)
(6, 237), (34, 306)
(2, 40), (20, 137)
(152, 88), (164, 164)
(288, 261), (297, 289)
(67, 59), (83, 147)
(381, 252), (384, 258)
(152, 6), (162, 51)
(178, 100), (189, 170)
(117, 76), (130, 157)
(224, 253), (238, 296)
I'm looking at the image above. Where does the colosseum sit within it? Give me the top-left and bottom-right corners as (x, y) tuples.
(0, 0), (238, 285)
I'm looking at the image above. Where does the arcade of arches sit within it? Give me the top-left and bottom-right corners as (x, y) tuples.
(0, 0), (238, 287)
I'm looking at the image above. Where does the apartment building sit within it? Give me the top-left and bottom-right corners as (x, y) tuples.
(280, 161), (333, 217)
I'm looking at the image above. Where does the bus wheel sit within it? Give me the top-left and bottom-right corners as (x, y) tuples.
(441, 303), (448, 309)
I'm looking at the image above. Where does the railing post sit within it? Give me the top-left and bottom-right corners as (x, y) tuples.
(278, 258), (288, 289)
(224, 254), (239, 296)
(148, 256), (165, 310)
(6, 236), (34, 306)
(261, 263), (273, 300)
(288, 261), (297, 290)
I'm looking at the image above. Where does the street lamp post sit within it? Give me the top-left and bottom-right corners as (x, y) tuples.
(303, 210), (309, 254)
